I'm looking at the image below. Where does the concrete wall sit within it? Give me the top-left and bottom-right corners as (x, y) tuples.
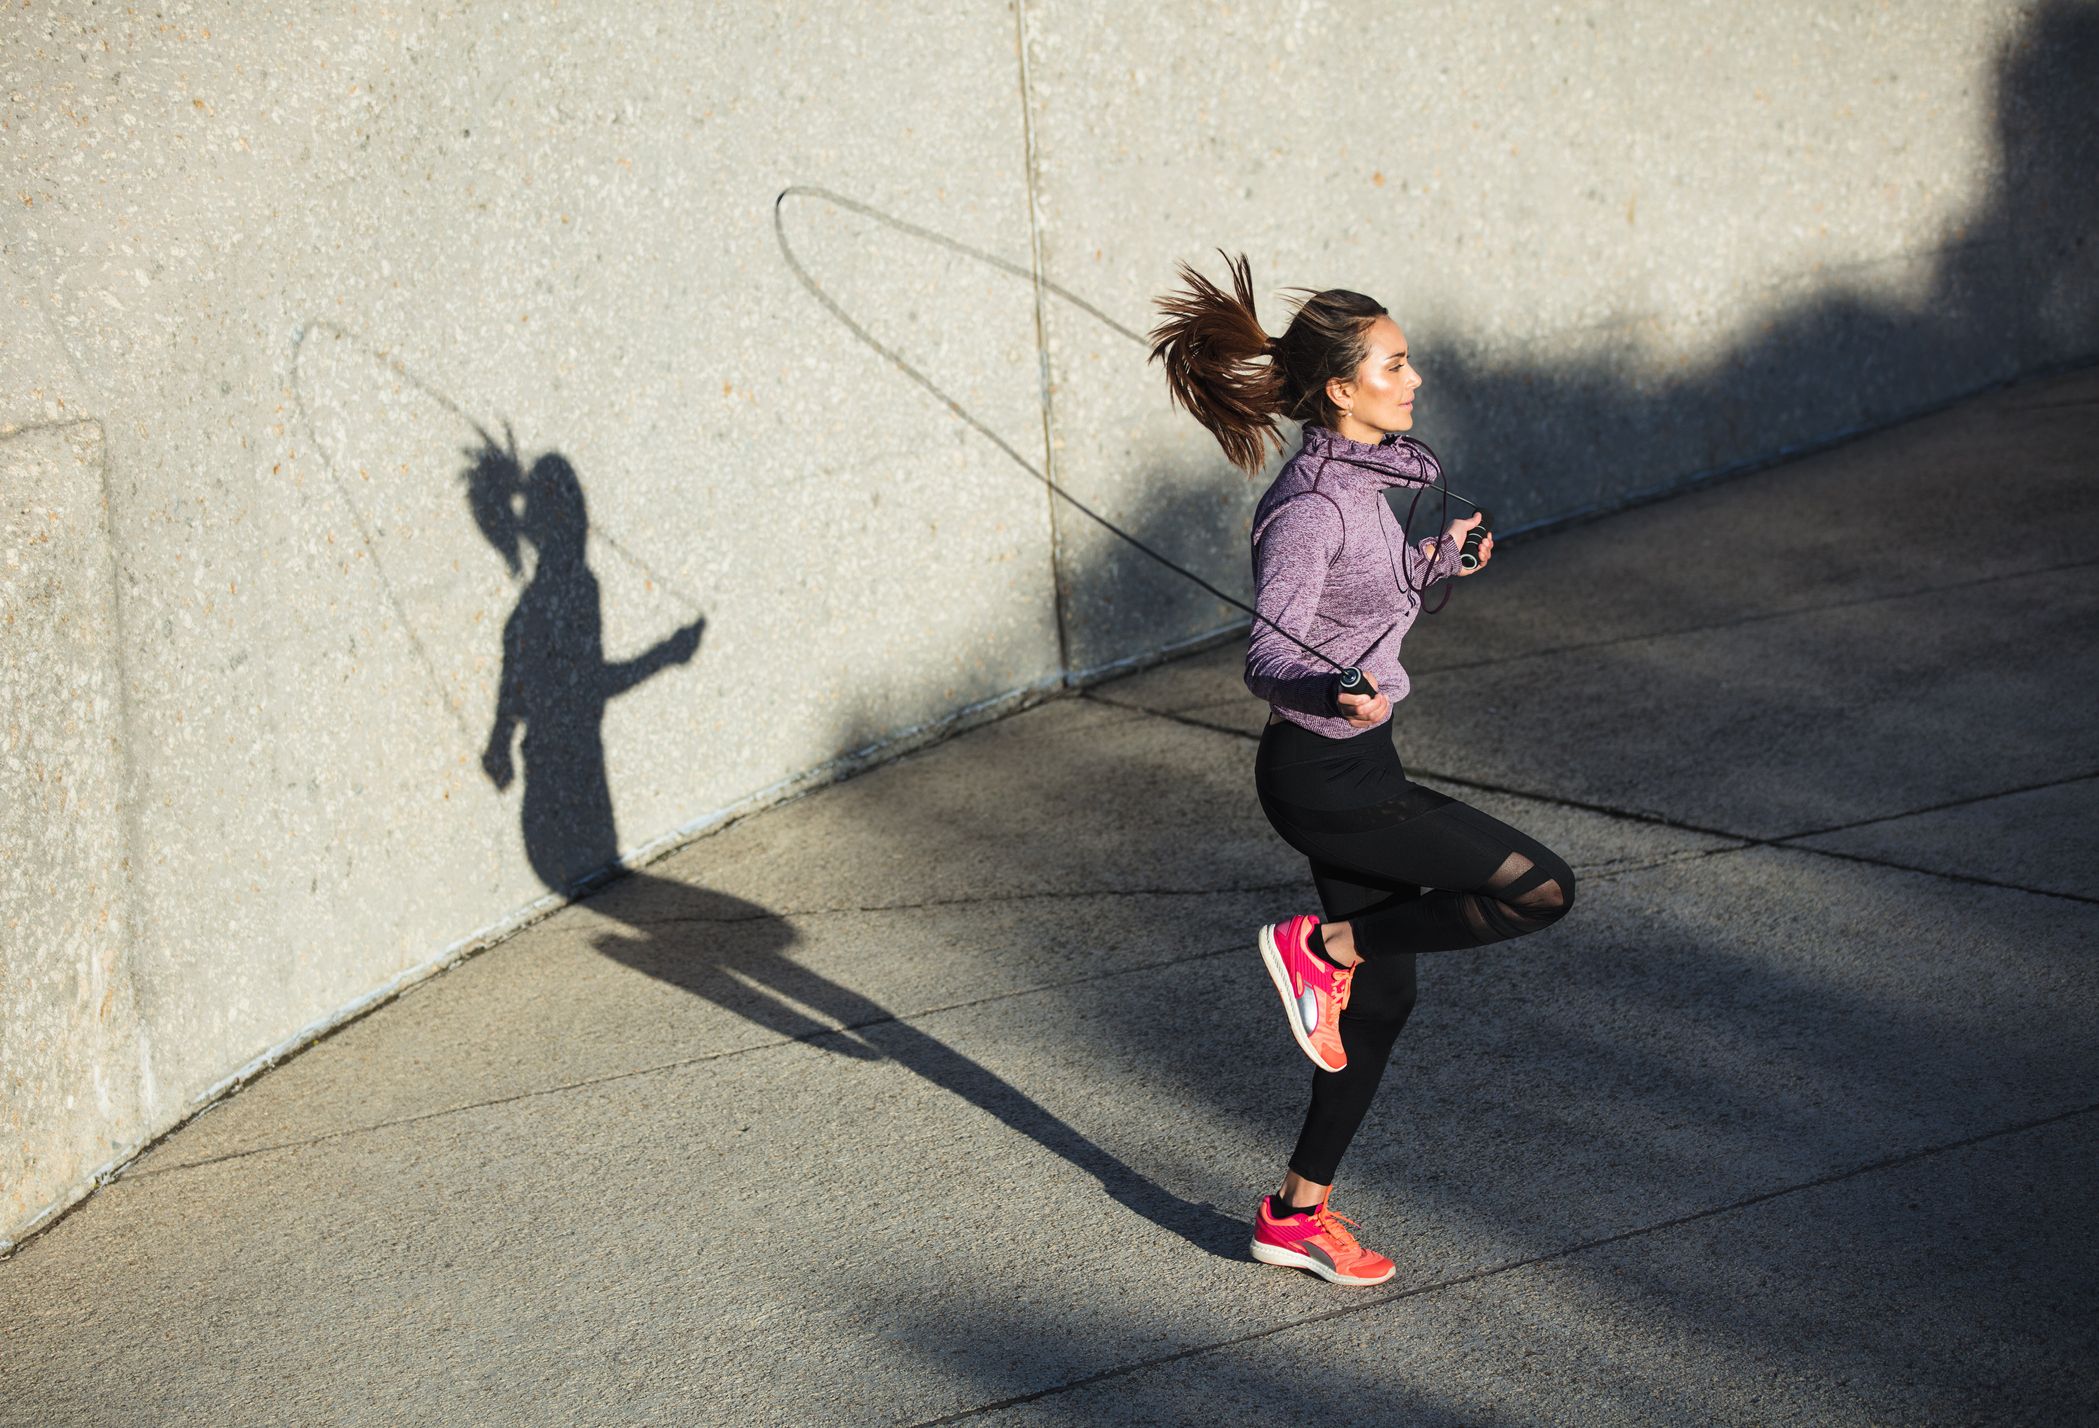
(3, 0), (2093, 1246)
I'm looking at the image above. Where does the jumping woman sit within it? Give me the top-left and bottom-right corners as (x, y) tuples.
(1148, 253), (1579, 1287)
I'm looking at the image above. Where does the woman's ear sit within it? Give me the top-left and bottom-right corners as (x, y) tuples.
(1324, 374), (1354, 412)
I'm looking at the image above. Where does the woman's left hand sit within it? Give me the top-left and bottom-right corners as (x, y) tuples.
(1459, 525), (1493, 575)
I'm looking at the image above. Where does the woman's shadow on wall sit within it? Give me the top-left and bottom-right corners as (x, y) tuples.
(462, 430), (1240, 1255)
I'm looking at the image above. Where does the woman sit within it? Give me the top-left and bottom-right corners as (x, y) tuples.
(1149, 253), (1578, 1287)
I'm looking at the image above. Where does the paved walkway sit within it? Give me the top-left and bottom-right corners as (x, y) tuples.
(5, 369), (2097, 1426)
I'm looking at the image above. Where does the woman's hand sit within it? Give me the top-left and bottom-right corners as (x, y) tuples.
(1337, 676), (1389, 729)
(1420, 512), (1492, 575)
(482, 738), (515, 791)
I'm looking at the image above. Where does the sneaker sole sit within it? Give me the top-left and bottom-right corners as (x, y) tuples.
(1249, 1237), (1395, 1287)
(1257, 924), (1346, 1073)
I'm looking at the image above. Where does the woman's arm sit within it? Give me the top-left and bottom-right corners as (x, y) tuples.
(482, 609), (526, 789)
(600, 617), (705, 698)
(1245, 494), (1347, 716)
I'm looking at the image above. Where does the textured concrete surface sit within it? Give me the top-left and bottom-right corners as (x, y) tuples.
(3, 0), (2097, 1280)
(0, 0), (1058, 1241)
(1, 367), (2093, 1424)
(0, 421), (149, 1222)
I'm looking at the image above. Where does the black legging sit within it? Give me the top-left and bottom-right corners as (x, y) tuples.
(1255, 715), (1576, 1185)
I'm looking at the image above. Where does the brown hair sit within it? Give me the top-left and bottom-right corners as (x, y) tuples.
(1146, 249), (1388, 475)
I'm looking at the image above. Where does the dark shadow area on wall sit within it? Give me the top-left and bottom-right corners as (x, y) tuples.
(779, 1), (2099, 666)
(465, 432), (1243, 1258)
(1417, 0), (2099, 530)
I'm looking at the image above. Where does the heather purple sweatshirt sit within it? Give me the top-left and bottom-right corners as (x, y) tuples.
(1245, 423), (1463, 737)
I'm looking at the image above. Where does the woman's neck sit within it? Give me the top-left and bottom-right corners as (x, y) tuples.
(1331, 412), (1391, 446)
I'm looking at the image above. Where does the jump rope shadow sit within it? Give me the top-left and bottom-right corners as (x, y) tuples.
(312, 0), (2093, 1312)
(463, 429), (1246, 1258)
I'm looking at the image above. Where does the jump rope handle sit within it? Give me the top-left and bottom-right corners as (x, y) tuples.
(1459, 509), (1495, 572)
(1335, 666), (1376, 704)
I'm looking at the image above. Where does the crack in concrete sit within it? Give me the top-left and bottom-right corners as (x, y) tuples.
(1400, 768), (2099, 906)
(908, 1100), (2099, 1426)
(1086, 694), (2099, 905)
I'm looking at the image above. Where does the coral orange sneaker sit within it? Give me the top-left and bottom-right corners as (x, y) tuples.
(1257, 914), (1353, 1072)
(1250, 1192), (1397, 1287)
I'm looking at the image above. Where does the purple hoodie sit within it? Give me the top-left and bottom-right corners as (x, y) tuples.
(1244, 423), (1463, 737)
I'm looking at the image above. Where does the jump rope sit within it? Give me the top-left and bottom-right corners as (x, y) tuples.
(300, 311), (1487, 712)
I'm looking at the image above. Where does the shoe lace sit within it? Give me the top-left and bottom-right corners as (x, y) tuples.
(1330, 960), (1356, 1010)
(1311, 1200), (1365, 1252)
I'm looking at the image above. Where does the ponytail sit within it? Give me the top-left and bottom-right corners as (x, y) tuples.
(1148, 250), (1388, 476)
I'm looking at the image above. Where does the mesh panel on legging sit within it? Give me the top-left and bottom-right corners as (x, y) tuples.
(1337, 802), (1577, 959)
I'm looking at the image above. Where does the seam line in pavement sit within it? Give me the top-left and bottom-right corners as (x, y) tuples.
(621, 880), (1306, 926)
(1085, 694), (2099, 905)
(1409, 767), (2099, 905)
(1122, 555), (2098, 704)
(1404, 769), (2099, 906)
(1752, 842), (2099, 906)
(116, 849), (1693, 1184)
(1768, 769), (2099, 841)
(908, 1100), (2099, 1426)
(1408, 554), (2099, 679)
(115, 931), (1270, 1182)
(1082, 692), (1268, 740)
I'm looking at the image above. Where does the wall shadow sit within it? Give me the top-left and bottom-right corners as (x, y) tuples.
(782, 3), (2098, 673)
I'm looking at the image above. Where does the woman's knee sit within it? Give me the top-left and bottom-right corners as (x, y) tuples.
(1534, 848), (1576, 918)
(1493, 844), (1576, 932)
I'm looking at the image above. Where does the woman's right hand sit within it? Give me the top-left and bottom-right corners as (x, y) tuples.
(1337, 677), (1388, 729)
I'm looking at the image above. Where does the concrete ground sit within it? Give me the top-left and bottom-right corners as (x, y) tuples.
(4, 368), (2097, 1426)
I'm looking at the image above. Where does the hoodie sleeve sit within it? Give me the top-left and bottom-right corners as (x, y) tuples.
(1245, 493), (1347, 716)
(1407, 527), (1464, 586)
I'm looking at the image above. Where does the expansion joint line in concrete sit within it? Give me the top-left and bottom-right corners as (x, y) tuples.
(1008, 0), (1071, 677)
(613, 846), (1693, 933)
(622, 879), (1307, 927)
(114, 925), (1271, 1183)
(1415, 553), (2099, 680)
(1082, 692), (2099, 906)
(1408, 764), (2099, 907)
(907, 1099), (2099, 1427)
(1770, 769), (2099, 842)
(110, 844), (1736, 1187)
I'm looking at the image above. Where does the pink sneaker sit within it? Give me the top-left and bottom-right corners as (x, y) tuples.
(1251, 1192), (1397, 1286)
(1256, 914), (1353, 1072)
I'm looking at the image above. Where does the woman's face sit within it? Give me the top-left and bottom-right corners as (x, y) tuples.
(1328, 315), (1421, 435)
